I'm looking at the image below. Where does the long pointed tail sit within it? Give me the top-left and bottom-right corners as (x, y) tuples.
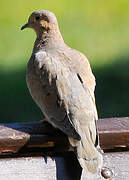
(69, 126), (103, 174)
(76, 140), (103, 173)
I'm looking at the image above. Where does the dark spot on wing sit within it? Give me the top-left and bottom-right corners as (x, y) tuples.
(77, 73), (83, 84)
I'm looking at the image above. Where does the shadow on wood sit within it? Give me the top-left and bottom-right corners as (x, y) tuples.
(53, 154), (82, 180)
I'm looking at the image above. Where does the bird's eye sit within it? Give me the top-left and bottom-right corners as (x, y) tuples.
(35, 16), (40, 21)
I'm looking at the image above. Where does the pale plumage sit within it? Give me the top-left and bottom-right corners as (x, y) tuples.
(21, 10), (103, 173)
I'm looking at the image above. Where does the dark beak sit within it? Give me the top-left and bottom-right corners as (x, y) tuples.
(21, 23), (30, 30)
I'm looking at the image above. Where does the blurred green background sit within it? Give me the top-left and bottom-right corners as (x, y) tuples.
(0, 0), (129, 123)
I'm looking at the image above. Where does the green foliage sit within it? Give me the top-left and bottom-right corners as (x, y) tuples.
(0, 0), (129, 122)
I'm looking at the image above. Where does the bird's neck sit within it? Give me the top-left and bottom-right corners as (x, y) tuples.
(33, 26), (65, 52)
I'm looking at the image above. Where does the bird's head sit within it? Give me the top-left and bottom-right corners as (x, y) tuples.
(21, 10), (58, 35)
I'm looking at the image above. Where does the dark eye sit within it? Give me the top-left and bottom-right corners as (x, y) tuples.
(36, 16), (40, 21)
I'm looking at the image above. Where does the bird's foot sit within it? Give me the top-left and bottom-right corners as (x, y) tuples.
(40, 118), (49, 123)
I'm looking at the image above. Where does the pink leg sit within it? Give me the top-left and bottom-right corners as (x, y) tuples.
(40, 118), (48, 122)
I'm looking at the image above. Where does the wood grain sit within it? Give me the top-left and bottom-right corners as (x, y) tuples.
(0, 117), (129, 155)
(0, 152), (128, 180)
(0, 117), (129, 179)
(98, 117), (129, 149)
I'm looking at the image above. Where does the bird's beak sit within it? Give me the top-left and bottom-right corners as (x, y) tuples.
(21, 22), (30, 30)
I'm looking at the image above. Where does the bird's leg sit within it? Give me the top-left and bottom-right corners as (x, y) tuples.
(40, 117), (49, 122)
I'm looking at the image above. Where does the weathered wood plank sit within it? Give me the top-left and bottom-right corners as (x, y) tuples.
(0, 152), (128, 180)
(98, 117), (129, 149)
(0, 117), (129, 155)
(83, 151), (129, 179)
(0, 118), (129, 179)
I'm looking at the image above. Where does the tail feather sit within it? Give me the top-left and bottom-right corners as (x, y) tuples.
(76, 140), (103, 173)
(68, 126), (103, 174)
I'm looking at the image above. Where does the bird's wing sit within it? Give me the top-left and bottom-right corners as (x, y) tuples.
(74, 51), (97, 117)
(68, 50), (99, 145)
(67, 51), (103, 173)
(34, 50), (81, 140)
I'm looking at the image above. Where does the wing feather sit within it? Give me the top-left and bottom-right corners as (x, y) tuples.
(34, 51), (81, 140)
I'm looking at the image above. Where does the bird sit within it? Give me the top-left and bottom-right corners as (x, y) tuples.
(21, 10), (103, 174)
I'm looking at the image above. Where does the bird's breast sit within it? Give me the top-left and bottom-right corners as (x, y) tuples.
(26, 58), (57, 115)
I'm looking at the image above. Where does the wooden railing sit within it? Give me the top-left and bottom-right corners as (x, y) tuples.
(0, 117), (129, 179)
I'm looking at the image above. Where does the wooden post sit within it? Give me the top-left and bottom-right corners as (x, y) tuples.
(0, 117), (129, 179)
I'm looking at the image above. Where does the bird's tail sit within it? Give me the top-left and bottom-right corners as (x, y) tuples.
(68, 125), (103, 174)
